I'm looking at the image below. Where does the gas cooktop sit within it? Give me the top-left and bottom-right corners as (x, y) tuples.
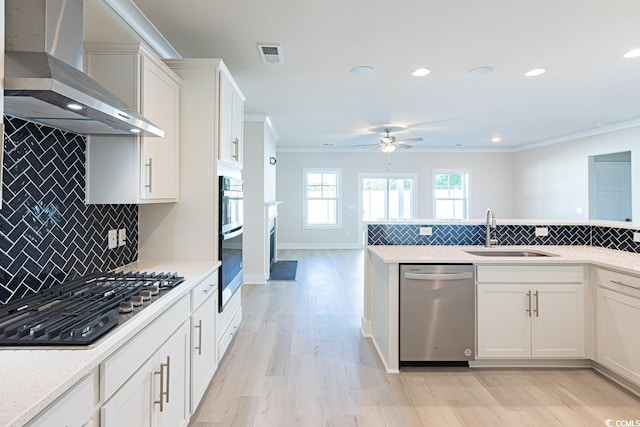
(0, 271), (185, 346)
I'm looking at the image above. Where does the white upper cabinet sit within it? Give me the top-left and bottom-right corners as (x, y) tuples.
(84, 43), (181, 204)
(218, 66), (245, 169)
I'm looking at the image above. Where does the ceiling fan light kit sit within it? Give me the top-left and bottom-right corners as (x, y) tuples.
(354, 127), (424, 152)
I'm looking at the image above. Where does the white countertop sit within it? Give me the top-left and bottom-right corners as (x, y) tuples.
(367, 245), (640, 275)
(0, 259), (220, 427)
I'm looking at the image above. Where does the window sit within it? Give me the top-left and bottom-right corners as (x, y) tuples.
(304, 169), (340, 227)
(361, 175), (415, 221)
(433, 170), (469, 221)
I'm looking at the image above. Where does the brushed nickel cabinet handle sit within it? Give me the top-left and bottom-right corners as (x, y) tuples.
(145, 158), (153, 193)
(534, 290), (539, 317)
(610, 280), (640, 292)
(154, 362), (164, 412)
(194, 320), (203, 355)
(526, 290), (532, 317)
(232, 137), (239, 161)
(165, 356), (171, 403)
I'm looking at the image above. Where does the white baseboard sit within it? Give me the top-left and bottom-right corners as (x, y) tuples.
(361, 316), (372, 337)
(469, 359), (592, 368)
(366, 335), (400, 374)
(592, 362), (640, 397)
(278, 242), (364, 250)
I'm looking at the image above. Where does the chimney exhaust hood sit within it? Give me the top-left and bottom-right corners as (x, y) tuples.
(4, 0), (164, 137)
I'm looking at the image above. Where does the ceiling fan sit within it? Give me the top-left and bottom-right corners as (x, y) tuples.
(356, 128), (424, 152)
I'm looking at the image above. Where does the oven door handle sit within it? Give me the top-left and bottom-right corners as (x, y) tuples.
(221, 227), (243, 240)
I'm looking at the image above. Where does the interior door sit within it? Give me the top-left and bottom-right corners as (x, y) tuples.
(593, 161), (632, 221)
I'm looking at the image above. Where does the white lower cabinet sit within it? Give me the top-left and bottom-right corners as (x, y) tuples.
(101, 321), (189, 427)
(26, 373), (97, 427)
(190, 274), (218, 413)
(476, 265), (585, 359)
(22, 266), (240, 426)
(596, 268), (640, 385)
(217, 289), (243, 360)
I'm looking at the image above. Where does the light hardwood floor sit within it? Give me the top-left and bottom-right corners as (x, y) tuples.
(190, 249), (640, 427)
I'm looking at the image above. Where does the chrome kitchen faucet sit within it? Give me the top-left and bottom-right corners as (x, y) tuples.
(485, 208), (497, 247)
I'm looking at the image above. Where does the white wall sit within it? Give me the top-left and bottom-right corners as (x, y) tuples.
(513, 126), (640, 221)
(276, 151), (515, 248)
(243, 118), (278, 283)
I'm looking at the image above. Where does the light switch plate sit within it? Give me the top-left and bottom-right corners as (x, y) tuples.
(118, 229), (127, 247)
(108, 230), (118, 249)
(535, 227), (549, 237)
(419, 227), (433, 236)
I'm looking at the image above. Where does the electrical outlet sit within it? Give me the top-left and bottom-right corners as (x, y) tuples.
(118, 229), (127, 247)
(576, 207), (583, 215)
(535, 227), (549, 237)
(634, 232), (640, 243)
(108, 230), (118, 249)
(419, 227), (433, 236)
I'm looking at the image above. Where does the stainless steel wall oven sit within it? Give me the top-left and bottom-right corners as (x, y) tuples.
(218, 176), (244, 312)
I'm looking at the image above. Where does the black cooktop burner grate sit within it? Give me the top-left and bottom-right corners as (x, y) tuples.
(0, 271), (185, 346)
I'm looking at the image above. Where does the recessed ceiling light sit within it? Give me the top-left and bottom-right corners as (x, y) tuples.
(491, 137), (502, 143)
(624, 48), (640, 59)
(411, 67), (431, 77)
(67, 103), (83, 111)
(597, 122), (609, 127)
(350, 66), (375, 77)
(467, 66), (494, 77)
(525, 68), (546, 77)
(130, 129), (141, 134)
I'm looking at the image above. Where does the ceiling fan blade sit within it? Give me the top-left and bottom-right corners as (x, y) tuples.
(354, 143), (382, 147)
(395, 137), (423, 144)
(396, 144), (413, 149)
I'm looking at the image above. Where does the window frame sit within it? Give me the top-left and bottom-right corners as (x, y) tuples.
(303, 168), (342, 229)
(358, 173), (417, 222)
(432, 169), (471, 221)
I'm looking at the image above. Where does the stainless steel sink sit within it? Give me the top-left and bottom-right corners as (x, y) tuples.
(464, 249), (557, 257)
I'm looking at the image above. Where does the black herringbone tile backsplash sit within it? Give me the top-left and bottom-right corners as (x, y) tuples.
(0, 116), (138, 304)
(368, 223), (634, 250)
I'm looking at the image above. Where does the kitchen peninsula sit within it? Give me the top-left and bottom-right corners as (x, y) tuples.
(364, 243), (640, 397)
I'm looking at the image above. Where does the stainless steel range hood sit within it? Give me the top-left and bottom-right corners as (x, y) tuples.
(4, 0), (164, 137)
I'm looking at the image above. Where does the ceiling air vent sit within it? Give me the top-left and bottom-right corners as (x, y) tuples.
(257, 44), (284, 64)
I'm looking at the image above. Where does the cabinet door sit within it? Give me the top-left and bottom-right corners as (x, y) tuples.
(597, 287), (640, 384)
(191, 294), (218, 413)
(218, 70), (234, 166)
(477, 284), (531, 358)
(531, 284), (584, 358)
(28, 374), (95, 427)
(140, 56), (180, 201)
(157, 322), (189, 427)
(101, 322), (189, 427)
(101, 356), (158, 427)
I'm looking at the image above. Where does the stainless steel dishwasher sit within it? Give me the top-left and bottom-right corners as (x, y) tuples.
(400, 264), (475, 364)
